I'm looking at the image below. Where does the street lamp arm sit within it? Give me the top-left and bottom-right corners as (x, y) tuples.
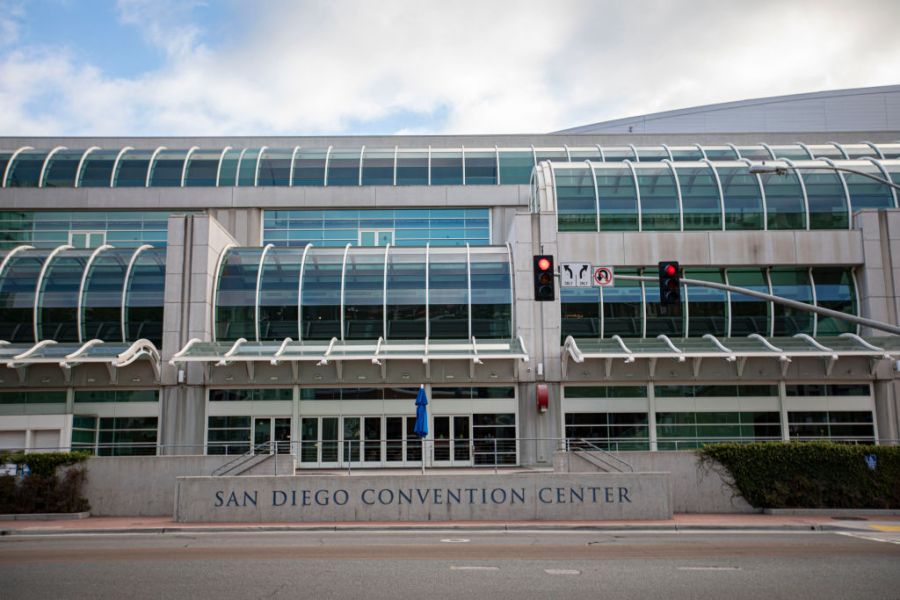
(749, 161), (900, 191)
(615, 274), (900, 336)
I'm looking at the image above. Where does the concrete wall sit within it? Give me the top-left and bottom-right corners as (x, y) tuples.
(83, 454), (295, 517)
(554, 451), (756, 514)
(174, 472), (671, 523)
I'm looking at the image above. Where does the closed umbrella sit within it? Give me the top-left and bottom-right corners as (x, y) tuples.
(414, 385), (428, 473)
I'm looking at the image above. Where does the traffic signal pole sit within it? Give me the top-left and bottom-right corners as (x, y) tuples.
(614, 274), (900, 336)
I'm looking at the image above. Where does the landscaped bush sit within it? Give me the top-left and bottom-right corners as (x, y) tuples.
(0, 451), (91, 514)
(698, 442), (900, 509)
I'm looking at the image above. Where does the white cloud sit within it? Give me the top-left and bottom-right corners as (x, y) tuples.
(0, 0), (898, 136)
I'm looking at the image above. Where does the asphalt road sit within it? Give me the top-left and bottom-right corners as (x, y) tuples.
(1, 530), (899, 600)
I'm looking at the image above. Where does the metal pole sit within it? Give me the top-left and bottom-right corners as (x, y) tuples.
(421, 438), (425, 475)
(616, 275), (900, 336)
(493, 437), (498, 475)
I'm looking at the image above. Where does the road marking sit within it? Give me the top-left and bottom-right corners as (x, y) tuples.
(835, 532), (900, 545)
(544, 569), (580, 575)
(450, 566), (499, 571)
(677, 566), (742, 571)
(440, 538), (470, 543)
(870, 525), (900, 532)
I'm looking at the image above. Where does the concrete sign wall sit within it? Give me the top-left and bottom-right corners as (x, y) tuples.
(174, 472), (671, 523)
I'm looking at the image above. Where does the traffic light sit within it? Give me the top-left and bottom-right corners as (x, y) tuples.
(658, 261), (681, 307)
(533, 255), (555, 301)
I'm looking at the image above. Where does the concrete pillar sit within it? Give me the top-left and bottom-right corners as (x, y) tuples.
(159, 214), (237, 455)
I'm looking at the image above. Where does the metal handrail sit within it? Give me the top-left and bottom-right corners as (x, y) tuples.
(211, 440), (278, 476)
(573, 438), (634, 472)
(4, 436), (898, 463)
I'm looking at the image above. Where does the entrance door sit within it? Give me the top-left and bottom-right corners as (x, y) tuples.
(386, 416), (423, 466)
(432, 416), (472, 466)
(253, 417), (291, 454)
(300, 417), (339, 467)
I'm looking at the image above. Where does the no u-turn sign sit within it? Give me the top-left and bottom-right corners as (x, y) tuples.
(593, 266), (614, 287)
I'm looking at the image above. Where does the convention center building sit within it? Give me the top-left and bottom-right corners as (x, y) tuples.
(1, 85), (899, 468)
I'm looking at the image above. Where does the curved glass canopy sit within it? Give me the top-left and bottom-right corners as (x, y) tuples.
(548, 159), (899, 232)
(213, 244), (513, 343)
(3, 143), (897, 190)
(560, 266), (856, 339)
(0, 245), (165, 346)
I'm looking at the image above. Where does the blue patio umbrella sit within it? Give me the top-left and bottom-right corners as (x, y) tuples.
(414, 385), (429, 438)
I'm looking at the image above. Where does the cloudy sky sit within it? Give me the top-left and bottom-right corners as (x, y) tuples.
(1, 0), (898, 136)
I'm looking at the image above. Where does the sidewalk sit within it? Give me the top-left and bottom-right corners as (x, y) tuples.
(3, 513), (900, 536)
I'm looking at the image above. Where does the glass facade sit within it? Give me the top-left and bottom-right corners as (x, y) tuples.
(552, 159), (899, 231)
(215, 245), (512, 342)
(3, 144), (895, 190)
(0, 211), (171, 249)
(0, 246), (166, 346)
(560, 266), (856, 339)
(262, 209), (490, 247)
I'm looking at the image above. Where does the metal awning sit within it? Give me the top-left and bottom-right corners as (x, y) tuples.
(0, 338), (161, 382)
(562, 333), (900, 378)
(171, 336), (529, 380)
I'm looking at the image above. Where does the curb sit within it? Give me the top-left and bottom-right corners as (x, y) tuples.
(0, 522), (840, 537)
(0, 511), (90, 521)
(764, 508), (900, 517)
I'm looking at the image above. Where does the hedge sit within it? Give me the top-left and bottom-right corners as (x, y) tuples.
(698, 442), (900, 509)
(0, 451), (91, 514)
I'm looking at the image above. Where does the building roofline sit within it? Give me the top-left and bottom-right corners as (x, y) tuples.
(555, 84), (900, 133)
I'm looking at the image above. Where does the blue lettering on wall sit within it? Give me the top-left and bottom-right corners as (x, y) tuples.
(361, 489), (375, 505)
(538, 487), (552, 503)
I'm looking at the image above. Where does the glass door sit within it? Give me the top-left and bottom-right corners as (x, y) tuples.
(363, 417), (382, 464)
(432, 415), (472, 466)
(273, 418), (291, 454)
(343, 417), (361, 465)
(254, 417), (291, 454)
(253, 417), (272, 453)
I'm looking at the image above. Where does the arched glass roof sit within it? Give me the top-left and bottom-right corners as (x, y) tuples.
(541, 159), (900, 232)
(0, 244), (165, 347)
(213, 244), (513, 343)
(2, 142), (897, 189)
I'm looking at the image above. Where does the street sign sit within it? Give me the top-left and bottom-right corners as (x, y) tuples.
(561, 262), (592, 287)
(593, 266), (614, 287)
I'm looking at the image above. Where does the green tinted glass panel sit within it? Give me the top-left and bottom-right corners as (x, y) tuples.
(555, 167), (596, 231)
(676, 166), (721, 230)
(635, 166), (679, 230)
(596, 166), (638, 231)
(717, 166), (763, 230)
(603, 268), (641, 337)
(498, 151), (533, 184)
(727, 268), (769, 336)
(812, 268), (855, 334)
(215, 248), (264, 342)
(209, 388), (292, 401)
(760, 171), (806, 229)
(7, 151), (48, 187)
(769, 268), (813, 335)
(802, 171), (849, 229)
(684, 268), (727, 337)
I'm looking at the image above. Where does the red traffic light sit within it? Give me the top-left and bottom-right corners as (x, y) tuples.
(537, 257), (551, 271)
(664, 263), (677, 277)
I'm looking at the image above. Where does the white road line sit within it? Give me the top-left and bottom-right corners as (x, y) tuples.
(544, 569), (581, 575)
(834, 532), (900, 545)
(677, 566), (742, 571)
(440, 538), (470, 543)
(450, 566), (499, 571)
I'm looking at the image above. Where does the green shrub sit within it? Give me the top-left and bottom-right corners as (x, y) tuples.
(697, 442), (900, 509)
(0, 451), (90, 514)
